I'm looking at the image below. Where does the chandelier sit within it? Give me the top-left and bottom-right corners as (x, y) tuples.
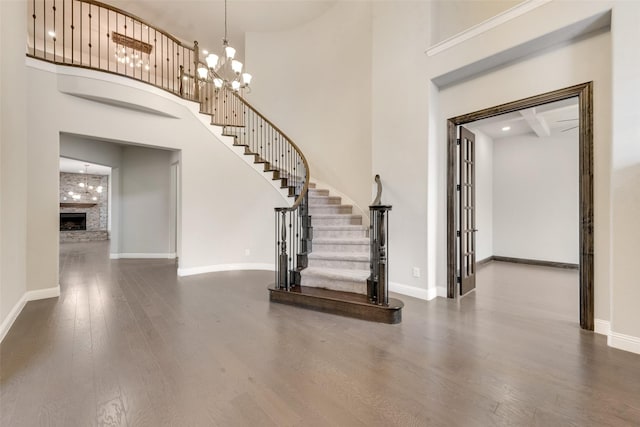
(112, 30), (152, 71)
(64, 165), (104, 202)
(114, 44), (150, 71)
(197, 0), (252, 92)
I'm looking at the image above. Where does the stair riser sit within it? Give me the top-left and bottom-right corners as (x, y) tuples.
(299, 276), (367, 294)
(311, 217), (362, 226)
(313, 243), (369, 253)
(308, 189), (329, 196)
(308, 258), (369, 270)
(308, 197), (342, 206)
(309, 206), (352, 215)
(313, 229), (368, 239)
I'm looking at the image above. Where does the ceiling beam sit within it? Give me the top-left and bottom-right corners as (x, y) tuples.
(520, 107), (550, 138)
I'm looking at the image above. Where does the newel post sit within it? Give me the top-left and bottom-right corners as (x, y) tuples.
(276, 208), (289, 291)
(368, 175), (392, 305)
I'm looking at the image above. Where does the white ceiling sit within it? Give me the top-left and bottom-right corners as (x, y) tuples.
(59, 157), (112, 175)
(105, 0), (337, 60)
(466, 97), (579, 140)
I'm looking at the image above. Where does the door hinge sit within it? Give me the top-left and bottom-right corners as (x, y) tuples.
(456, 184), (461, 191)
(456, 138), (461, 145)
(456, 230), (461, 237)
(457, 276), (461, 284)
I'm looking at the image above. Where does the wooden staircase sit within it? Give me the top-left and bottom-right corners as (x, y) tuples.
(270, 183), (403, 324)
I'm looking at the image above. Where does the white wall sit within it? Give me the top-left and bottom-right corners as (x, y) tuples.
(609, 1), (640, 344)
(430, 0), (523, 45)
(24, 61), (287, 295)
(372, 1), (432, 297)
(474, 130), (493, 261)
(245, 1), (373, 215)
(120, 145), (173, 255)
(493, 132), (578, 263)
(0, 0), (28, 336)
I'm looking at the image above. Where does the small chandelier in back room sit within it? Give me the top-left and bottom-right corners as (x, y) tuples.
(64, 164), (104, 202)
(197, 0), (252, 92)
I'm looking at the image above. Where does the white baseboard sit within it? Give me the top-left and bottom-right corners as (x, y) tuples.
(0, 295), (27, 343)
(177, 263), (275, 277)
(594, 319), (611, 336)
(608, 331), (640, 355)
(110, 253), (176, 259)
(437, 286), (448, 298)
(0, 285), (60, 343)
(389, 282), (438, 301)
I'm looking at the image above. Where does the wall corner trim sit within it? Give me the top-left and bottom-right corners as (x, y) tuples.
(594, 319), (611, 336)
(608, 331), (640, 355)
(389, 282), (437, 301)
(0, 285), (61, 343)
(177, 263), (275, 277)
(425, 0), (553, 56)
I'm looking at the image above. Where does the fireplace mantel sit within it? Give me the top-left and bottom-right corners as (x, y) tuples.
(60, 202), (97, 208)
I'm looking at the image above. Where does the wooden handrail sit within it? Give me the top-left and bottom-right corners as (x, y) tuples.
(233, 92), (310, 210)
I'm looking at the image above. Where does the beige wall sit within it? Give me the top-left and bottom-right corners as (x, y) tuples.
(245, 1), (373, 215)
(0, 0), (28, 333)
(120, 145), (173, 255)
(372, 0), (640, 349)
(430, 0), (523, 45)
(26, 64), (286, 279)
(610, 1), (640, 342)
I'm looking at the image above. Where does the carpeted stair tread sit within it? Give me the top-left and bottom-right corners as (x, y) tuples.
(313, 237), (370, 245)
(311, 213), (361, 219)
(313, 225), (367, 231)
(302, 267), (369, 281)
(308, 251), (369, 261)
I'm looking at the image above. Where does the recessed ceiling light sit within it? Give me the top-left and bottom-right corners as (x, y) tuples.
(48, 30), (56, 38)
(79, 169), (85, 173)
(501, 126), (511, 132)
(202, 50), (209, 55)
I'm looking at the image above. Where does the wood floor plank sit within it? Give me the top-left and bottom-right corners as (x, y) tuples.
(1, 241), (639, 426)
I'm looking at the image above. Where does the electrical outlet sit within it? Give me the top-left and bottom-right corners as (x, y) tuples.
(412, 267), (420, 278)
(245, 249), (250, 256)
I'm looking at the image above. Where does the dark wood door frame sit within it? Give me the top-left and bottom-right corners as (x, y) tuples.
(446, 82), (594, 331)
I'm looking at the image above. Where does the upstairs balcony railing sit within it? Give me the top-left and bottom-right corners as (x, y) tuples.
(28, 0), (199, 98)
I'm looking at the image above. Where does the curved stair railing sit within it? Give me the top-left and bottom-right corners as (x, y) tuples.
(27, 0), (311, 287)
(199, 85), (311, 289)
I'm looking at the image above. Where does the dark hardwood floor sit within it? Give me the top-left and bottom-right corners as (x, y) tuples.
(1, 242), (639, 426)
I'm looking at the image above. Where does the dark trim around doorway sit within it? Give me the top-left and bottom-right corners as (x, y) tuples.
(446, 82), (594, 331)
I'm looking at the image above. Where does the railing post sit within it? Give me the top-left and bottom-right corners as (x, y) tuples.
(276, 208), (289, 291)
(193, 40), (200, 100)
(179, 65), (184, 97)
(368, 175), (392, 305)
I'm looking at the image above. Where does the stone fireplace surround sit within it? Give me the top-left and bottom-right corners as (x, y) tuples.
(59, 172), (109, 242)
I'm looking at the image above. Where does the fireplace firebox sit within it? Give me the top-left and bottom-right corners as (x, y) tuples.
(60, 213), (87, 231)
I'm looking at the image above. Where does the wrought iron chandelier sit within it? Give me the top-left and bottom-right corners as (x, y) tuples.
(197, 0), (252, 92)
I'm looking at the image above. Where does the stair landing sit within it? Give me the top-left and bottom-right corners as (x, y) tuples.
(269, 286), (403, 324)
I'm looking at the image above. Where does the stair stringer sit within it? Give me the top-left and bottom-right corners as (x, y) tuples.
(182, 101), (294, 206)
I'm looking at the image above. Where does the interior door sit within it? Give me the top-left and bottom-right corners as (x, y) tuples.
(459, 126), (476, 295)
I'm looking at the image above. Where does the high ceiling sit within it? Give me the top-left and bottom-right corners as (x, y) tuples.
(466, 97), (579, 140)
(104, 0), (337, 60)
